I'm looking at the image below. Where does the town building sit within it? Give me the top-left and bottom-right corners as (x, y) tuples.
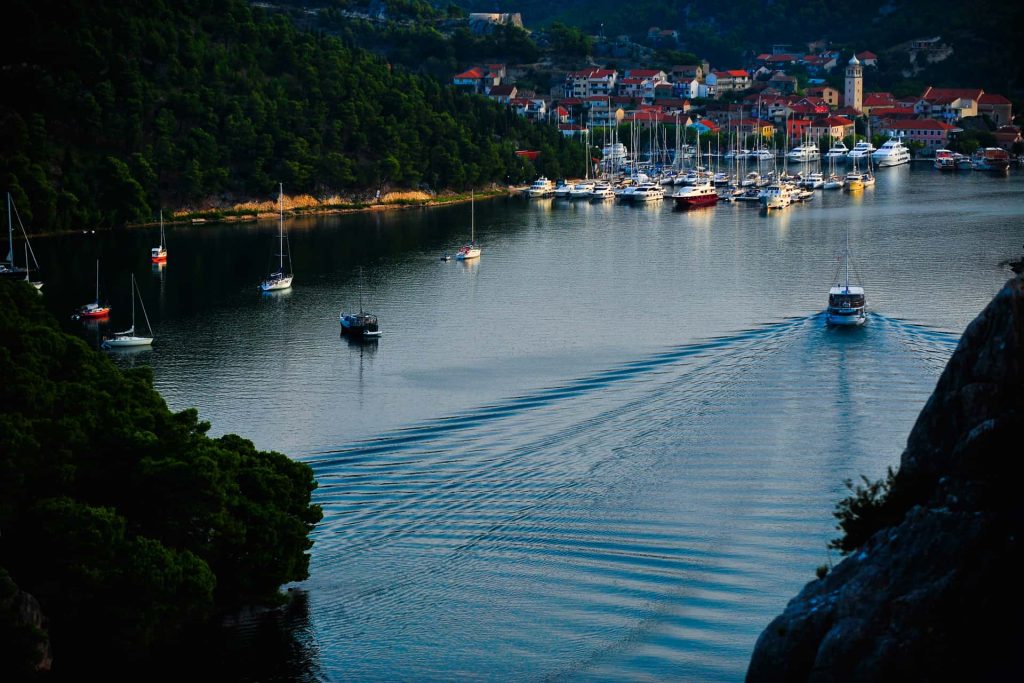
(877, 119), (962, 154)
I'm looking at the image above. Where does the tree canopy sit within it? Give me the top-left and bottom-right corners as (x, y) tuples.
(0, 279), (322, 674)
(0, 0), (583, 231)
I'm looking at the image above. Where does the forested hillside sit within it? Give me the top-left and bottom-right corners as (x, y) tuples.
(0, 0), (583, 231)
(0, 279), (323, 674)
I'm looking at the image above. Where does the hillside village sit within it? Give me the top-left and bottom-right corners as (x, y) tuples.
(451, 17), (1019, 158)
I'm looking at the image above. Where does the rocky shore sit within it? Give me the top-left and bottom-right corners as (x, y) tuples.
(747, 274), (1023, 681)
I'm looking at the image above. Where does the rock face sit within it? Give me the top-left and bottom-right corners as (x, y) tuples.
(747, 276), (1023, 682)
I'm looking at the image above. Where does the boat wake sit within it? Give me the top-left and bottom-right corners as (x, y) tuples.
(299, 312), (956, 680)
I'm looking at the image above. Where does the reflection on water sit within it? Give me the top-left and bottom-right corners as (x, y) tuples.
(29, 167), (1024, 680)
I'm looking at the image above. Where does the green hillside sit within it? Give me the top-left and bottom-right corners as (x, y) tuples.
(0, 0), (583, 232)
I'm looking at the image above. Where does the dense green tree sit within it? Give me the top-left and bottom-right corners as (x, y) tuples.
(0, 0), (579, 231)
(0, 280), (323, 672)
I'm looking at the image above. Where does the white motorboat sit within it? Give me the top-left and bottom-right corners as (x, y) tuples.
(826, 228), (867, 326)
(259, 183), (293, 291)
(802, 172), (825, 189)
(569, 181), (596, 198)
(787, 144), (820, 163)
(553, 180), (573, 198)
(759, 182), (793, 210)
(628, 182), (665, 202)
(847, 140), (876, 160)
(102, 273), (154, 348)
(871, 137), (911, 167)
(825, 141), (850, 160)
(589, 182), (614, 200)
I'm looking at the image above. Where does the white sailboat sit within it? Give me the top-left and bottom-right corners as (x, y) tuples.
(151, 211), (167, 263)
(102, 273), (154, 347)
(455, 191), (481, 260)
(826, 228), (867, 326)
(260, 183), (293, 291)
(2, 192), (42, 288)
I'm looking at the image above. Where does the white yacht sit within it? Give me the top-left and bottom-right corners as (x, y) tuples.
(569, 181), (596, 198)
(553, 180), (573, 198)
(787, 144), (820, 163)
(628, 182), (665, 202)
(847, 140), (876, 161)
(749, 148), (774, 161)
(871, 137), (911, 167)
(588, 182), (614, 200)
(759, 182), (793, 210)
(527, 177), (556, 197)
(825, 141), (850, 160)
(801, 172), (825, 189)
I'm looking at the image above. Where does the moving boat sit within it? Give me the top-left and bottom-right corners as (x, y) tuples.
(151, 211), (167, 263)
(73, 260), (111, 319)
(971, 147), (1010, 173)
(339, 268), (381, 340)
(455, 191), (481, 260)
(527, 177), (555, 197)
(102, 273), (154, 348)
(826, 228), (867, 326)
(871, 137), (911, 167)
(933, 149), (957, 171)
(259, 184), (293, 291)
(673, 181), (719, 209)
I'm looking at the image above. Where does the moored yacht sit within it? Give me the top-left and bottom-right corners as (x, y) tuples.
(628, 182), (665, 202)
(759, 181), (793, 210)
(871, 137), (911, 167)
(569, 181), (596, 198)
(673, 182), (719, 209)
(825, 141), (850, 160)
(553, 180), (573, 198)
(588, 182), (614, 200)
(527, 177), (556, 197)
(787, 143), (820, 163)
(801, 172), (825, 189)
(847, 140), (876, 161)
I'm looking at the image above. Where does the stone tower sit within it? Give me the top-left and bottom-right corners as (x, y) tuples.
(845, 54), (863, 112)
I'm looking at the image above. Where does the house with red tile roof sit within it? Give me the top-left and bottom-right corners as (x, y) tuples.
(877, 118), (961, 153)
(916, 93), (979, 122)
(979, 94), (1013, 126)
(855, 51), (878, 67)
(453, 66), (488, 93)
(626, 69), (668, 81)
(564, 68), (618, 98)
(861, 92), (896, 114)
(671, 65), (704, 81)
(808, 115), (855, 143)
(711, 69), (752, 93)
(786, 118), (813, 143)
(834, 106), (862, 118)
(993, 125), (1022, 152)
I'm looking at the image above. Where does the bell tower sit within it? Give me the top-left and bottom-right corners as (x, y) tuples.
(845, 54), (863, 112)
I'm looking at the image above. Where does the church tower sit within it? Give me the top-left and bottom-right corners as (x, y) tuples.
(845, 54), (863, 112)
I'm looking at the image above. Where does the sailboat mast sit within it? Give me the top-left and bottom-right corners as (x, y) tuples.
(278, 182), (284, 271)
(95, 259), (100, 302)
(471, 190), (474, 243)
(5, 192), (12, 265)
(846, 228), (851, 289)
(131, 274), (136, 331)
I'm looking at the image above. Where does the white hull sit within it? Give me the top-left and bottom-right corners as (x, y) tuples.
(872, 154), (910, 167)
(826, 311), (867, 326)
(103, 335), (154, 348)
(455, 249), (481, 261)
(261, 275), (293, 291)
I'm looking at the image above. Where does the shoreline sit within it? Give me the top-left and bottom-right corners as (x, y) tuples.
(21, 187), (525, 239)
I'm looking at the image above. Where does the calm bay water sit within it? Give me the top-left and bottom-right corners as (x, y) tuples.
(34, 164), (1022, 679)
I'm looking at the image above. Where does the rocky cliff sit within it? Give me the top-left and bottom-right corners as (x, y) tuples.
(747, 275), (1023, 682)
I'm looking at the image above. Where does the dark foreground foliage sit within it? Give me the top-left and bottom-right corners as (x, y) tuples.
(0, 280), (322, 675)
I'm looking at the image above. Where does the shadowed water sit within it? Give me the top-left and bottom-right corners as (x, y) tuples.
(30, 164), (1021, 679)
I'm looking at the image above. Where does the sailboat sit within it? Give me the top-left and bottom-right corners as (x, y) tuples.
(339, 267), (381, 339)
(826, 228), (867, 326)
(151, 211), (167, 263)
(259, 183), (293, 291)
(1, 192), (42, 287)
(102, 274), (154, 347)
(455, 191), (481, 260)
(73, 260), (111, 319)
